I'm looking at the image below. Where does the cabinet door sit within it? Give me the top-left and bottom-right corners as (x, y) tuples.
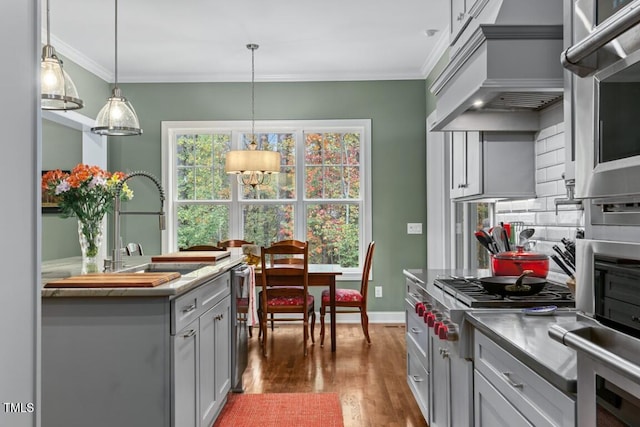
(173, 320), (199, 427)
(450, 131), (482, 199)
(474, 370), (533, 427)
(464, 131), (481, 197)
(450, 132), (467, 199)
(429, 329), (449, 427)
(450, 0), (471, 44)
(199, 295), (231, 427)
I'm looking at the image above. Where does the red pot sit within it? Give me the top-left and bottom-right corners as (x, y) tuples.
(491, 246), (549, 278)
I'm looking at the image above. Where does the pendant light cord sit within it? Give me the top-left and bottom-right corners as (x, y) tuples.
(46, 0), (51, 45)
(114, 0), (119, 88)
(247, 44), (258, 147)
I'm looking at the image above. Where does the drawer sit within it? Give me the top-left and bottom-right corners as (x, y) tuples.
(172, 272), (231, 334)
(407, 340), (429, 422)
(474, 330), (575, 427)
(406, 302), (429, 358)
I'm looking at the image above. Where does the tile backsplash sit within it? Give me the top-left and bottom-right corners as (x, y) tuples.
(495, 114), (584, 284)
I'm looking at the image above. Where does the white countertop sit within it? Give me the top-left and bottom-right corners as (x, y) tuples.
(41, 255), (244, 298)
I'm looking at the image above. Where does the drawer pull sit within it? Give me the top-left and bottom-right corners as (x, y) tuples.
(182, 303), (196, 313)
(410, 327), (421, 334)
(502, 372), (524, 389)
(182, 329), (196, 338)
(215, 314), (224, 321)
(411, 375), (423, 383)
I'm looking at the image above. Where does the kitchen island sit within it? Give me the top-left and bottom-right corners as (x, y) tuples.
(41, 255), (244, 427)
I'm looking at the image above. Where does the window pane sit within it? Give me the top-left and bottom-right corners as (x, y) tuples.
(176, 133), (230, 200)
(241, 132), (296, 200)
(242, 204), (294, 247)
(306, 203), (359, 267)
(305, 132), (360, 199)
(177, 204), (229, 248)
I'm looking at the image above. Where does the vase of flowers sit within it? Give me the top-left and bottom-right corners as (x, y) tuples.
(42, 164), (133, 273)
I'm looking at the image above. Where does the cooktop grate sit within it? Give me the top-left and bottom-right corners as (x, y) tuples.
(434, 277), (575, 308)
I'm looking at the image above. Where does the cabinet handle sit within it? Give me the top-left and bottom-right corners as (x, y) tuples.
(457, 12), (465, 21)
(411, 375), (424, 383)
(182, 303), (196, 313)
(215, 314), (224, 321)
(410, 327), (421, 334)
(182, 329), (196, 338)
(502, 372), (524, 389)
(632, 315), (640, 323)
(441, 349), (449, 359)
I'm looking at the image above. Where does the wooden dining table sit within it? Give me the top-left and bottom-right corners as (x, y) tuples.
(254, 264), (342, 352)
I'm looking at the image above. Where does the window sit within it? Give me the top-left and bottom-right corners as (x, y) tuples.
(161, 120), (371, 279)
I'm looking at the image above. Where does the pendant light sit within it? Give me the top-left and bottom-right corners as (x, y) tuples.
(225, 44), (280, 187)
(41, 0), (84, 110)
(91, 0), (142, 136)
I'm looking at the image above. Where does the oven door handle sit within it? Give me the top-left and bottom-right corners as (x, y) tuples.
(549, 323), (640, 384)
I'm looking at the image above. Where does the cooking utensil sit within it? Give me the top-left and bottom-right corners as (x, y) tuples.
(491, 225), (506, 253)
(491, 246), (550, 278)
(479, 270), (547, 296)
(475, 231), (496, 255)
(518, 228), (535, 246)
(502, 227), (511, 252)
(479, 229), (499, 254)
(551, 254), (575, 279)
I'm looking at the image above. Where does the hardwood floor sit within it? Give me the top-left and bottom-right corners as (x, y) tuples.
(240, 323), (428, 427)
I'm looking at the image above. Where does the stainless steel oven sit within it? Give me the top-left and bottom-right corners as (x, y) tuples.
(564, 0), (640, 224)
(550, 239), (640, 426)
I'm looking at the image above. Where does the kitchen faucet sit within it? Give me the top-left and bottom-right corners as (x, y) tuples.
(105, 171), (165, 272)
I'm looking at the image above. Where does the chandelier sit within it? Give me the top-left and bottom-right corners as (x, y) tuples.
(225, 44), (280, 187)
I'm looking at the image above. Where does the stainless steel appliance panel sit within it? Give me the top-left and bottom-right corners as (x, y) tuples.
(230, 264), (250, 392)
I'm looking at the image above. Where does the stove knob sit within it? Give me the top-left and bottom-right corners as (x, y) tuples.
(426, 313), (436, 327)
(434, 321), (443, 334)
(438, 324), (449, 340)
(423, 310), (430, 323)
(415, 302), (424, 315)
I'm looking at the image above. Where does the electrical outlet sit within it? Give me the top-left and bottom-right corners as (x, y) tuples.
(375, 286), (382, 298)
(407, 223), (423, 234)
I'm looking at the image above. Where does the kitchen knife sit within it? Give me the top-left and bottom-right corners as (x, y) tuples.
(502, 227), (511, 252)
(551, 254), (575, 279)
(553, 245), (575, 271)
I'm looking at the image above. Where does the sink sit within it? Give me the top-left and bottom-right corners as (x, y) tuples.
(118, 262), (205, 276)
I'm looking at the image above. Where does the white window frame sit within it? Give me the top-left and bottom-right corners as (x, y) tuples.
(161, 119), (372, 280)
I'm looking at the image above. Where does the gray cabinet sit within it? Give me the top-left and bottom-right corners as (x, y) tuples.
(450, 131), (536, 202)
(200, 295), (231, 427)
(450, 131), (481, 199)
(42, 271), (232, 427)
(473, 330), (575, 427)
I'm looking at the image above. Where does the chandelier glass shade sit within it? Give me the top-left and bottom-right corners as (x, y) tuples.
(225, 44), (280, 187)
(41, 0), (84, 110)
(91, 0), (142, 136)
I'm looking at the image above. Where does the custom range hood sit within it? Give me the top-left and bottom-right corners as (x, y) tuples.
(429, 1), (564, 132)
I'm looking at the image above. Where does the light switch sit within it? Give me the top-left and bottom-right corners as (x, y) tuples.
(407, 223), (423, 234)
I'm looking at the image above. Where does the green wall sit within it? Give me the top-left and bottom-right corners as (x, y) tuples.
(41, 60), (429, 311)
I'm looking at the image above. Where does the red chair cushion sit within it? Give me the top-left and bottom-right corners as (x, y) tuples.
(321, 288), (363, 303)
(261, 293), (315, 307)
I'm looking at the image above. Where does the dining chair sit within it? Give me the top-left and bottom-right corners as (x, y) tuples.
(320, 241), (375, 346)
(217, 239), (253, 248)
(259, 240), (314, 356)
(179, 245), (225, 251)
(125, 242), (144, 256)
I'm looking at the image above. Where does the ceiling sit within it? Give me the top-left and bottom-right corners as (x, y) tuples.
(45, 0), (450, 83)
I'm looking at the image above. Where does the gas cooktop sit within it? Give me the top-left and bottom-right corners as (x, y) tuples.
(434, 277), (575, 308)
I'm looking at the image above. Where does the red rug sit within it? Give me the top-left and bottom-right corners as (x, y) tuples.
(213, 392), (344, 427)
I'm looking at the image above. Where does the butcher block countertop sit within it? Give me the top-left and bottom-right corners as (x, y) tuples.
(42, 254), (244, 298)
(151, 250), (230, 263)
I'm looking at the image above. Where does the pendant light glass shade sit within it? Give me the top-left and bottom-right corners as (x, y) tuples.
(91, 0), (142, 136)
(225, 44), (280, 188)
(92, 87), (142, 136)
(41, 0), (83, 110)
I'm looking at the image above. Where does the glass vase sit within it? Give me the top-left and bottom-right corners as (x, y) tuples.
(78, 218), (104, 274)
